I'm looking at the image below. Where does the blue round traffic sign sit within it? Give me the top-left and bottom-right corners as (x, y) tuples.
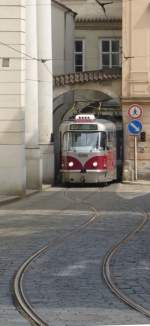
(128, 120), (143, 135)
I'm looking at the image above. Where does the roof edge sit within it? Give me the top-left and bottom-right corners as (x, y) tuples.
(52, 0), (77, 16)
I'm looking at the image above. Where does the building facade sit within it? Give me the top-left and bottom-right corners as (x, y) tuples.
(0, 0), (54, 194)
(60, 0), (122, 73)
(0, 1), (27, 194)
(122, 0), (150, 180)
(52, 0), (76, 75)
(0, 0), (76, 194)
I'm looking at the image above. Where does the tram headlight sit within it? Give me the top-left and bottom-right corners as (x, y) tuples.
(68, 161), (74, 167)
(93, 161), (98, 167)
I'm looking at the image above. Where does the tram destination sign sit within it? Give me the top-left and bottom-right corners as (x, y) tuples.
(70, 124), (98, 131)
(128, 104), (143, 119)
(128, 120), (143, 135)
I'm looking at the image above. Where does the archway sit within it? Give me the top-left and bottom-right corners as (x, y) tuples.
(53, 87), (123, 183)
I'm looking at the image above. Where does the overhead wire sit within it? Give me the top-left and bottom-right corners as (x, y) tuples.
(0, 1), (130, 67)
(0, 38), (122, 68)
(0, 39), (53, 83)
(0, 0), (143, 81)
(0, 40), (52, 62)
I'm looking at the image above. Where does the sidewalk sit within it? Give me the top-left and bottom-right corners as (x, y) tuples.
(0, 181), (149, 207)
(0, 184), (55, 207)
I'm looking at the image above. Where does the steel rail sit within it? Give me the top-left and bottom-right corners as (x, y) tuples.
(13, 188), (101, 326)
(102, 210), (150, 319)
(14, 245), (49, 326)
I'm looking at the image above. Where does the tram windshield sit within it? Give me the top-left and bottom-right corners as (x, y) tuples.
(63, 131), (106, 152)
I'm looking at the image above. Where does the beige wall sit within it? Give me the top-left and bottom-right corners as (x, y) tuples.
(122, 0), (150, 98)
(122, 0), (150, 180)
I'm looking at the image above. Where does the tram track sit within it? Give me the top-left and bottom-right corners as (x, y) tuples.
(102, 209), (150, 319)
(13, 187), (102, 326)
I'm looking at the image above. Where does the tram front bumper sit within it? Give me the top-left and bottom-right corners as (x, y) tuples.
(61, 170), (107, 184)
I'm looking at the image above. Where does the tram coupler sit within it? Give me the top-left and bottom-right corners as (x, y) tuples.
(80, 175), (85, 183)
(80, 168), (87, 174)
(80, 168), (86, 183)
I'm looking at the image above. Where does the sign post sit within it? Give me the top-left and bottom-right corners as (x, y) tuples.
(128, 119), (143, 181)
(134, 136), (138, 181)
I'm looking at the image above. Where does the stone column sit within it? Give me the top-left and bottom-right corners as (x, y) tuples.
(122, 0), (150, 181)
(0, 1), (26, 194)
(26, 0), (42, 189)
(37, 0), (54, 184)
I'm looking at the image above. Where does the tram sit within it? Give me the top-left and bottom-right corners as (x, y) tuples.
(59, 114), (119, 184)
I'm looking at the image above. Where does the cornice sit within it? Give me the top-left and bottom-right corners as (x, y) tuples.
(76, 20), (122, 30)
(121, 97), (150, 104)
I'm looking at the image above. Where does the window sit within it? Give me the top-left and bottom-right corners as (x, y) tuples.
(100, 39), (120, 68)
(70, 132), (99, 149)
(107, 131), (116, 148)
(74, 40), (85, 72)
(2, 58), (10, 67)
(63, 131), (106, 152)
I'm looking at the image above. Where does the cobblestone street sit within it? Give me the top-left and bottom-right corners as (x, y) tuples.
(1, 183), (150, 325)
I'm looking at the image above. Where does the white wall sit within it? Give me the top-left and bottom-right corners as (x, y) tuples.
(0, 0), (26, 194)
(52, 3), (65, 75)
(37, 0), (54, 184)
(26, 0), (42, 190)
(52, 2), (75, 75)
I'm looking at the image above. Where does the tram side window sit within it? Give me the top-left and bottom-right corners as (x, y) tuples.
(63, 133), (69, 151)
(101, 132), (106, 149)
(107, 131), (114, 148)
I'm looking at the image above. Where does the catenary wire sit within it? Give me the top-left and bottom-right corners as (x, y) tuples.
(0, 39), (147, 64)
(0, 0), (142, 75)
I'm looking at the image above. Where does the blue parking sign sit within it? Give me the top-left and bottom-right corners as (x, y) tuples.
(128, 120), (142, 135)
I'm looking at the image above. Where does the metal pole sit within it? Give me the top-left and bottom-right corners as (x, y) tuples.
(134, 136), (138, 181)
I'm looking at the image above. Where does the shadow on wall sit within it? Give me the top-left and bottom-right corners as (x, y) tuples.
(134, 5), (150, 29)
(53, 91), (74, 183)
(0, 109), (26, 195)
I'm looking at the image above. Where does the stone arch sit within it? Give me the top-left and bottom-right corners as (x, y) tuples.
(70, 80), (121, 100)
(53, 78), (121, 100)
(53, 85), (122, 183)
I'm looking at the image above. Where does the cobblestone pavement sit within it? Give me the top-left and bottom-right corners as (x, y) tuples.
(0, 183), (150, 325)
(111, 216), (150, 311)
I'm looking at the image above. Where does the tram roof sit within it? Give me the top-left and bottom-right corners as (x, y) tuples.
(96, 119), (116, 129)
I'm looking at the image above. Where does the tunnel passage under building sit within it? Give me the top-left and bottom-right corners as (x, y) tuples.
(53, 90), (123, 184)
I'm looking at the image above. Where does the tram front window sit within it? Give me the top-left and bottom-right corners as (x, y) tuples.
(63, 132), (106, 152)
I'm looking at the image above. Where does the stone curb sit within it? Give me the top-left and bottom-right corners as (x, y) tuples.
(123, 181), (150, 186)
(0, 190), (40, 207)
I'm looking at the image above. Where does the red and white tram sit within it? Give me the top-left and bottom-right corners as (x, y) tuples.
(59, 114), (117, 184)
